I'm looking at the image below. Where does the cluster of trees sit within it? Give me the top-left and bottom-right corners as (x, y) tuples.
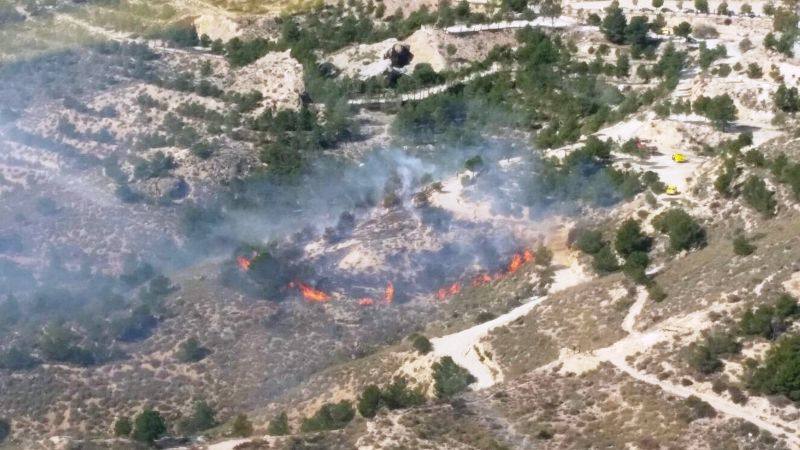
(692, 94), (738, 130)
(698, 42), (727, 71)
(433, 356), (477, 398)
(575, 218), (653, 284)
(749, 333), (800, 401)
(600, 3), (654, 52)
(114, 409), (167, 444)
(254, 105), (358, 176)
(115, 403), (252, 442)
(712, 127), (795, 216)
(770, 153), (800, 200)
(651, 209), (707, 252)
(774, 83), (800, 113)
(526, 137), (647, 210)
(300, 401), (356, 432)
(687, 294), (799, 376)
(763, 7), (798, 56)
(357, 376), (425, 418)
(0, 261), (177, 372)
(576, 209), (705, 300)
(687, 330), (741, 374)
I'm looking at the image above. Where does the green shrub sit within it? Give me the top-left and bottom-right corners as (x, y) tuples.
(113, 416), (132, 437)
(738, 295), (798, 340)
(732, 235), (756, 256)
(381, 377), (425, 409)
(652, 209), (706, 252)
(682, 396), (716, 421)
(267, 412), (290, 436)
(176, 337), (210, 363)
(714, 159), (738, 197)
(432, 356), (476, 398)
(301, 401), (355, 432)
(132, 409), (167, 443)
(592, 245), (620, 274)
(0, 347), (39, 371)
(647, 282), (667, 302)
(749, 334), (800, 401)
(411, 334), (433, 354)
(774, 294), (799, 318)
(231, 414), (253, 437)
(622, 251), (650, 284)
(178, 401), (217, 434)
(740, 305), (780, 339)
(615, 219), (652, 258)
(357, 385), (381, 418)
(687, 344), (723, 374)
(575, 229), (605, 255)
(741, 176), (777, 217)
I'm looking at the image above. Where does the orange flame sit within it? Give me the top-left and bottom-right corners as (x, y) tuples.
(359, 298), (374, 306)
(507, 249), (535, 274)
(471, 273), (493, 287)
(236, 256), (252, 272)
(384, 281), (395, 304)
(436, 282), (461, 301)
(294, 281), (330, 302)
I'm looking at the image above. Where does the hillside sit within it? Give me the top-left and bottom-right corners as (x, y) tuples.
(2, 0), (800, 449)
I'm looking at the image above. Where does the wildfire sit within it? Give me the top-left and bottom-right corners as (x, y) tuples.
(358, 298), (375, 306)
(236, 256), (252, 272)
(507, 249), (535, 274)
(292, 281), (330, 302)
(384, 281), (395, 304)
(436, 282), (462, 301)
(471, 273), (493, 287)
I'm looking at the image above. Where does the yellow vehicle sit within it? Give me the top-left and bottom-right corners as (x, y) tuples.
(672, 153), (687, 163)
(665, 184), (679, 195)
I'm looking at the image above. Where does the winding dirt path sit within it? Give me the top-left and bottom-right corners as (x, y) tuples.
(551, 286), (800, 448)
(430, 263), (591, 389)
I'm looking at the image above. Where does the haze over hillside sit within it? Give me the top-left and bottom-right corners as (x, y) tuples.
(1, 0), (800, 449)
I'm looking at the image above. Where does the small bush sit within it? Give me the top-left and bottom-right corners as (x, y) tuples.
(647, 282), (667, 302)
(592, 245), (620, 274)
(231, 414), (253, 437)
(742, 176), (777, 217)
(176, 337), (210, 363)
(132, 409), (166, 443)
(267, 412), (290, 436)
(301, 401), (355, 432)
(683, 396), (716, 421)
(652, 209), (706, 252)
(357, 385), (381, 418)
(411, 334), (433, 354)
(615, 219), (652, 258)
(732, 235), (756, 256)
(113, 416), (132, 437)
(748, 334), (800, 401)
(575, 229), (605, 254)
(433, 356), (476, 398)
(178, 401), (217, 434)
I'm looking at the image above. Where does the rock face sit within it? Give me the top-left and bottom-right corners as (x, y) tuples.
(229, 50), (305, 113)
(327, 27), (450, 80)
(385, 43), (414, 67)
(194, 14), (241, 42)
(138, 176), (189, 200)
